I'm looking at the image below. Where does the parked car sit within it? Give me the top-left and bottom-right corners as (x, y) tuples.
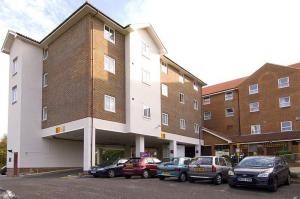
(123, 157), (162, 179)
(157, 157), (192, 182)
(228, 156), (291, 192)
(187, 156), (232, 185)
(0, 166), (6, 175)
(89, 159), (128, 178)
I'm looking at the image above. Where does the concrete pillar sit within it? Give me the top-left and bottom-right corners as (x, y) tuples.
(83, 126), (96, 171)
(135, 135), (145, 157)
(195, 144), (201, 157)
(169, 140), (177, 158)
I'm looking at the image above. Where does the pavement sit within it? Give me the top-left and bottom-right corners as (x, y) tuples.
(0, 171), (299, 199)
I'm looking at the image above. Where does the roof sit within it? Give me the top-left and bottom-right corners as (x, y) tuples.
(202, 127), (232, 143)
(202, 76), (248, 96)
(288, 63), (300, 69)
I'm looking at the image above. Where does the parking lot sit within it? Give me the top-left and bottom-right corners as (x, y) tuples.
(0, 171), (299, 199)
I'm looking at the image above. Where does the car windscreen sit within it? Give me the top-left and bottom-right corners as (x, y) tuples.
(191, 157), (212, 165)
(238, 157), (275, 168)
(127, 158), (141, 164)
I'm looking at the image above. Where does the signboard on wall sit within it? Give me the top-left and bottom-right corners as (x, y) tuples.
(55, 126), (65, 134)
(215, 151), (229, 157)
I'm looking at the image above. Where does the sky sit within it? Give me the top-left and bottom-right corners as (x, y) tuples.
(1, 0), (300, 138)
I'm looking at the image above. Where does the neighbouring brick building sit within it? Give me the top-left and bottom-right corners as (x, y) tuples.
(202, 63), (300, 159)
(1, 2), (206, 176)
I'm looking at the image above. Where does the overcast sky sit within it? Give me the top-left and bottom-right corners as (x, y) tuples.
(1, 0), (300, 138)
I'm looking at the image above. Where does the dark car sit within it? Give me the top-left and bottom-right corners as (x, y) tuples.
(123, 157), (162, 179)
(228, 156), (291, 192)
(157, 157), (192, 182)
(0, 166), (6, 175)
(89, 159), (128, 178)
(187, 156), (232, 185)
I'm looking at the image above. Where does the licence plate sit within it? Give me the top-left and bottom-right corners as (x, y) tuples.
(126, 164), (133, 168)
(162, 172), (171, 176)
(238, 177), (252, 182)
(193, 167), (205, 172)
(91, 170), (96, 174)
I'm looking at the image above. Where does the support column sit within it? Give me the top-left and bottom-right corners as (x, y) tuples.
(135, 135), (145, 157)
(169, 140), (177, 159)
(83, 125), (96, 172)
(195, 145), (201, 157)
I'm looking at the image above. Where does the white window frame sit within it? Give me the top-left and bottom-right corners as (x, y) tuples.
(249, 102), (259, 112)
(141, 41), (150, 58)
(161, 84), (168, 97)
(203, 96), (210, 105)
(193, 100), (199, 110)
(194, 123), (200, 133)
(225, 91), (233, 101)
(161, 62), (168, 74)
(12, 57), (17, 75)
(251, 124), (261, 134)
(249, 84), (258, 95)
(281, 121), (292, 132)
(104, 55), (116, 74)
(225, 108), (234, 117)
(162, 113), (168, 126)
(142, 70), (151, 85)
(42, 106), (47, 121)
(143, 105), (151, 119)
(12, 86), (17, 104)
(193, 82), (198, 91)
(43, 49), (48, 61)
(179, 93), (185, 104)
(104, 95), (116, 113)
(279, 96), (291, 108)
(278, 77), (289, 88)
(104, 24), (115, 43)
(204, 112), (212, 120)
(179, 74), (184, 83)
(43, 73), (48, 88)
(180, 119), (186, 130)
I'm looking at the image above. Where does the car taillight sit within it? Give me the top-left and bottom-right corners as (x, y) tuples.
(212, 165), (217, 173)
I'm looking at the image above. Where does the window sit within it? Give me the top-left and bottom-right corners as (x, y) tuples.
(12, 86), (17, 104)
(180, 119), (186, 130)
(141, 41), (150, 58)
(278, 77), (289, 88)
(12, 57), (17, 75)
(203, 96), (210, 105)
(225, 108), (234, 117)
(161, 62), (168, 74)
(251, 124), (261, 134)
(249, 84), (258, 95)
(225, 91), (233, 101)
(179, 74), (184, 83)
(43, 49), (48, 60)
(281, 121), (292, 132)
(204, 112), (211, 120)
(104, 55), (115, 74)
(179, 93), (185, 104)
(279, 96), (291, 108)
(42, 106), (47, 121)
(194, 123), (200, 133)
(193, 82), (198, 91)
(193, 100), (198, 110)
(142, 70), (151, 85)
(104, 25), (115, 43)
(161, 84), (168, 97)
(143, 105), (151, 119)
(43, 73), (48, 88)
(249, 102), (259, 112)
(104, 95), (115, 112)
(162, 113), (168, 126)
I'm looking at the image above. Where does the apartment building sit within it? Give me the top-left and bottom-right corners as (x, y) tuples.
(1, 2), (206, 176)
(202, 63), (300, 158)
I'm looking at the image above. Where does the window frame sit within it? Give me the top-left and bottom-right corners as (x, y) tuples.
(104, 55), (116, 74)
(180, 119), (186, 130)
(104, 24), (115, 44)
(204, 111), (212, 120)
(251, 124), (261, 134)
(249, 84), (258, 95)
(11, 86), (17, 104)
(161, 62), (168, 74)
(143, 105), (151, 119)
(162, 113), (169, 126)
(179, 93), (185, 104)
(279, 96), (291, 108)
(42, 106), (47, 121)
(193, 82), (198, 91)
(142, 70), (151, 85)
(278, 77), (289, 89)
(141, 41), (150, 58)
(193, 100), (199, 110)
(12, 57), (18, 76)
(203, 96), (210, 105)
(225, 91), (233, 101)
(104, 95), (116, 113)
(281, 121), (292, 132)
(249, 102), (260, 112)
(43, 73), (48, 88)
(161, 84), (168, 97)
(179, 74), (184, 84)
(225, 108), (234, 117)
(194, 123), (200, 133)
(43, 49), (48, 61)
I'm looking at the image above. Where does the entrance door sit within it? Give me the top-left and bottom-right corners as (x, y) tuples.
(201, 146), (212, 156)
(185, 146), (195, 157)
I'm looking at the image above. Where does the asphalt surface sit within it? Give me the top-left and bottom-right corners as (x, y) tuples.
(0, 171), (299, 199)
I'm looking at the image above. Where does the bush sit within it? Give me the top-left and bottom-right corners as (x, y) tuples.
(0, 135), (7, 168)
(276, 150), (295, 161)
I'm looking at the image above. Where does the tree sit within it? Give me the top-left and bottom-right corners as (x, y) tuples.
(0, 135), (7, 167)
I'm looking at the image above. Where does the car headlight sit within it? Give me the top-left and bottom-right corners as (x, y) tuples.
(228, 170), (235, 176)
(257, 168), (273, 178)
(97, 168), (104, 171)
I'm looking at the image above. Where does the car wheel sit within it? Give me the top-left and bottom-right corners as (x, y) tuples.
(214, 174), (222, 185)
(229, 183), (236, 188)
(108, 170), (115, 178)
(188, 177), (195, 183)
(125, 175), (131, 179)
(93, 174), (98, 178)
(285, 173), (291, 185)
(178, 173), (187, 182)
(142, 170), (150, 179)
(159, 176), (165, 180)
(269, 177), (278, 192)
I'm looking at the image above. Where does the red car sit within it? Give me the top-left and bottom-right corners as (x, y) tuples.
(123, 157), (162, 179)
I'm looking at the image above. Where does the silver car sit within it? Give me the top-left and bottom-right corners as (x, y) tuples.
(187, 156), (232, 185)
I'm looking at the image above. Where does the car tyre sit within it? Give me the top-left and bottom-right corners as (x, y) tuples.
(229, 183), (236, 188)
(285, 173), (291, 186)
(178, 173), (187, 182)
(159, 176), (165, 180)
(188, 177), (195, 183)
(214, 174), (222, 185)
(93, 174), (98, 178)
(269, 177), (278, 192)
(125, 175), (131, 179)
(142, 170), (150, 179)
(108, 170), (115, 178)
